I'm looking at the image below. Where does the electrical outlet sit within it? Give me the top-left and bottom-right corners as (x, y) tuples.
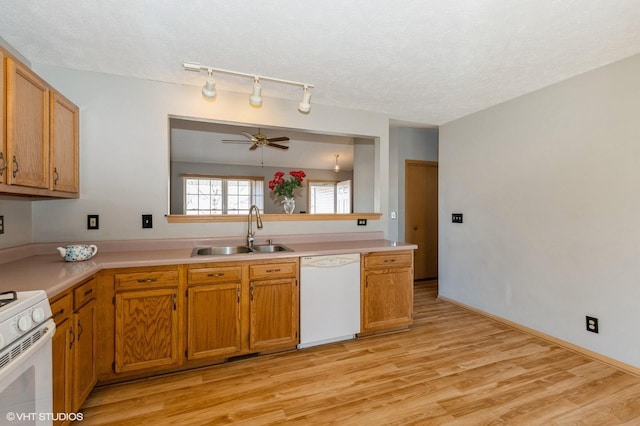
(357, 218), (367, 226)
(586, 316), (599, 333)
(142, 214), (153, 229)
(0, 215), (4, 234)
(452, 213), (463, 223)
(87, 215), (99, 230)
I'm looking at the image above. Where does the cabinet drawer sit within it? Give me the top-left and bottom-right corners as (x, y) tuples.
(73, 278), (96, 310)
(249, 262), (297, 280)
(188, 266), (242, 285)
(363, 251), (413, 269)
(50, 293), (72, 325)
(115, 270), (179, 290)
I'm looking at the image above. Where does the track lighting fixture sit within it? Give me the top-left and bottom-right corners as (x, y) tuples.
(183, 61), (314, 113)
(298, 86), (311, 113)
(249, 78), (263, 107)
(333, 154), (341, 173)
(201, 69), (216, 99)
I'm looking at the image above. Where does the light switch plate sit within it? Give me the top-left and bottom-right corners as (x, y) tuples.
(142, 214), (153, 229)
(87, 214), (99, 230)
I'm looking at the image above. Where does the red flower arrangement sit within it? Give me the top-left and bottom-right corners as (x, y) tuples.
(268, 170), (306, 198)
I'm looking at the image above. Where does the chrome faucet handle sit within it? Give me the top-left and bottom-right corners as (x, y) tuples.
(267, 239), (273, 246)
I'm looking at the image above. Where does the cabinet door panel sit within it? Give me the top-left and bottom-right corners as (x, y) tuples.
(250, 278), (298, 350)
(52, 319), (72, 426)
(187, 283), (241, 360)
(6, 58), (49, 188)
(115, 288), (179, 373)
(72, 299), (96, 412)
(362, 269), (413, 331)
(50, 92), (79, 193)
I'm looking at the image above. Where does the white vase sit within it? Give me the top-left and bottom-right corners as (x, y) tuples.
(283, 196), (295, 214)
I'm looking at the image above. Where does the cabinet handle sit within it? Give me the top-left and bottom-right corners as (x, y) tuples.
(0, 152), (6, 176)
(237, 287), (240, 303)
(137, 278), (157, 283)
(53, 167), (59, 185)
(52, 308), (65, 319)
(207, 272), (225, 277)
(250, 286), (254, 301)
(69, 326), (75, 349)
(77, 321), (83, 341)
(173, 294), (177, 311)
(384, 259), (396, 263)
(12, 156), (19, 178)
(84, 288), (93, 296)
(266, 268), (281, 273)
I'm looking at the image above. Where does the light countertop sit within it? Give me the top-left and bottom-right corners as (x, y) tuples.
(1, 237), (416, 298)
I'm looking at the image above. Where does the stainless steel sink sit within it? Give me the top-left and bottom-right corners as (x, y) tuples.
(250, 244), (292, 253)
(192, 246), (252, 256)
(191, 244), (292, 256)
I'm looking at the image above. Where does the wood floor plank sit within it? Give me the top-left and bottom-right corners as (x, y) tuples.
(80, 281), (640, 425)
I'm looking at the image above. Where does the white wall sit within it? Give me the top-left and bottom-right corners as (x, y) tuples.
(439, 54), (640, 368)
(28, 65), (390, 243)
(389, 127), (439, 241)
(0, 199), (32, 248)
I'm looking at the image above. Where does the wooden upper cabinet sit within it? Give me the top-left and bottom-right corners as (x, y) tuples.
(0, 50), (5, 184)
(0, 47), (79, 197)
(5, 57), (50, 189)
(50, 91), (79, 193)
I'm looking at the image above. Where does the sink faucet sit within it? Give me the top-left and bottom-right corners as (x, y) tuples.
(247, 205), (263, 248)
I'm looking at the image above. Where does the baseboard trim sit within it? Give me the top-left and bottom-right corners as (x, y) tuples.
(437, 295), (640, 378)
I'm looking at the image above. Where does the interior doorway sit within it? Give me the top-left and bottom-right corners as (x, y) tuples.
(405, 160), (438, 280)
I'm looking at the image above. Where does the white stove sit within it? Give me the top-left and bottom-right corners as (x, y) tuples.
(0, 290), (55, 425)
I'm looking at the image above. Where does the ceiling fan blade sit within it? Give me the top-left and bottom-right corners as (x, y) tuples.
(222, 139), (251, 144)
(241, 132), (258, 142)
(249, 143), (259, 150)
(267, 142), (289, 150)
(266, 136), (290, 142)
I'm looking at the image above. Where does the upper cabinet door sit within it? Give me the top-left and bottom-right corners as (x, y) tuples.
(0, 50), (6, 184)
(50, 91), (79, 193)
(6, 58), (50, 189)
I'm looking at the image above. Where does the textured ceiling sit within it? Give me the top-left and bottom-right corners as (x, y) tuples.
(2, 1), (640, 125)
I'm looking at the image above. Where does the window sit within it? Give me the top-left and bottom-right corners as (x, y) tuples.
(308, 180), (351, 214)
(184, 175), (263, 215)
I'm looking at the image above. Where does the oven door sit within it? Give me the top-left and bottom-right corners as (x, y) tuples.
(0, 320), (55, 426)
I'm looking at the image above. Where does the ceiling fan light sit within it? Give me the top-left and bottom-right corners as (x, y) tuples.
(298, 87), (311, 113)
(249, 79), (263, 107)
(201, 70), (217, 99)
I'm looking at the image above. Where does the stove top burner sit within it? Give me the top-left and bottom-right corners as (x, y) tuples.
(0, 291), (18, 308)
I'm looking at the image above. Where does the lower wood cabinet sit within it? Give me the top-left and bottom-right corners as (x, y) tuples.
(50, 276), (97, 425)
(248, 260), (299, 351)
(185, 259), (299, 363)
(360, 251), (414, 335)
(113, 270), (181, 373)
(186, 265), (242, 360)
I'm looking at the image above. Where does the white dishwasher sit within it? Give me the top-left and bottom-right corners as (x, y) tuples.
(299, 253), (361, 349)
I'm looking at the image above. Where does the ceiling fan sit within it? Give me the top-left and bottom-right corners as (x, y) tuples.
(222, 129), (290, 150)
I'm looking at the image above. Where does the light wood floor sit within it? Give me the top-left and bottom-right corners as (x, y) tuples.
(80, 281), (640, 425)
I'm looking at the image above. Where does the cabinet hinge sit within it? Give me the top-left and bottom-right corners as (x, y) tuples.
(185, 349), (188, 358)
(112, 361), (115, 372)
(112, 296), (115, 305)
(185, 290), (188, 298)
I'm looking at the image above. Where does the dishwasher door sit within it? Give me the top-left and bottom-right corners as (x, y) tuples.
(299, 253), (361, 349)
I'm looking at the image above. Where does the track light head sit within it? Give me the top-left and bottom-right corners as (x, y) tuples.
(249, 78), (263, 107)
(298, 86), (312, 113)
(201, 69), (217, 99)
